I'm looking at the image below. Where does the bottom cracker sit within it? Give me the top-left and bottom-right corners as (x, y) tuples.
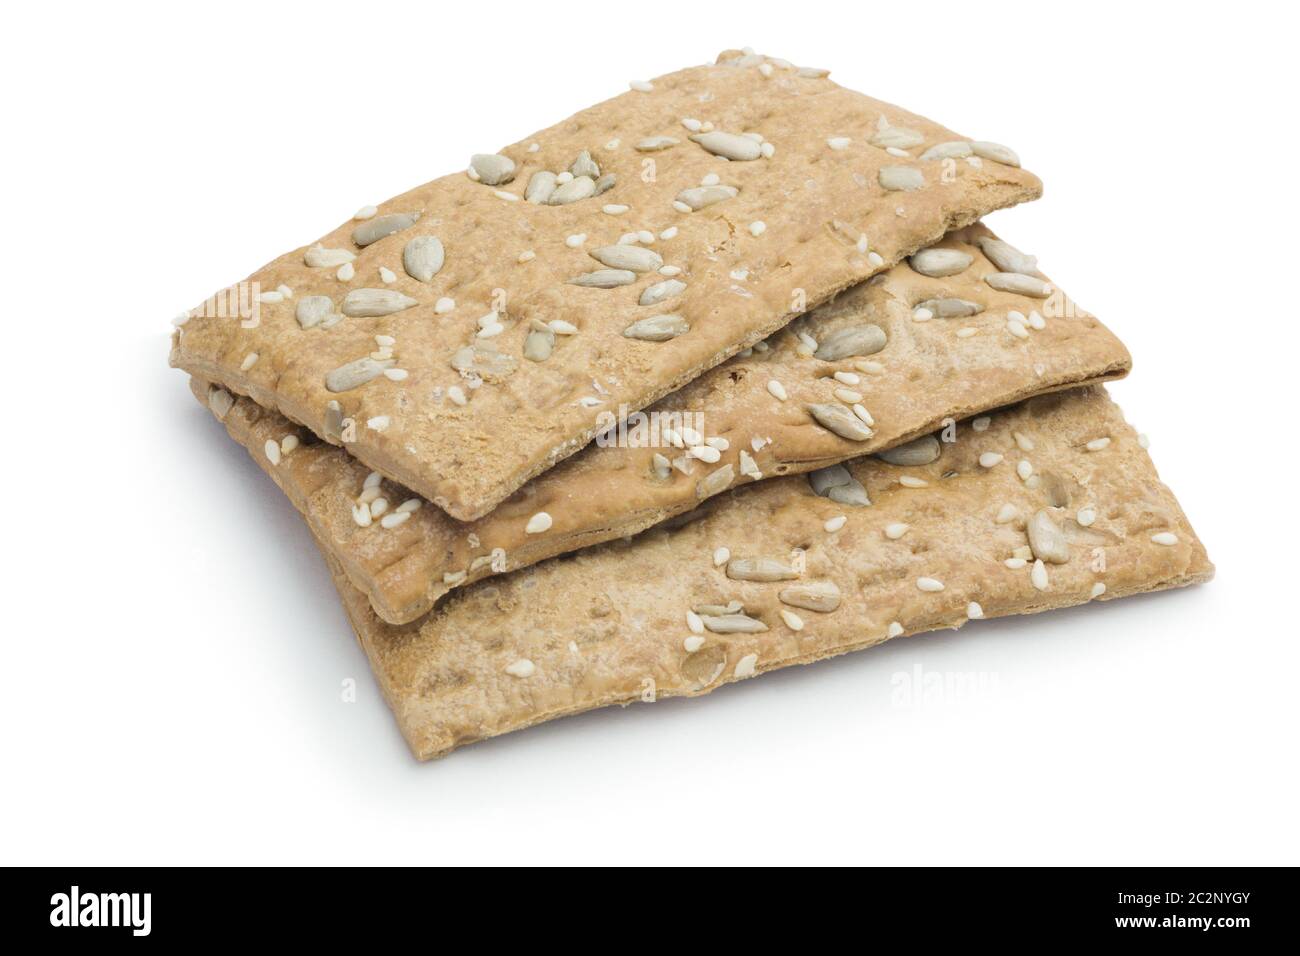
(295, 386), (1211, 760)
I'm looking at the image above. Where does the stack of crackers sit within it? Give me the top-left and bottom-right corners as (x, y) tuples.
(171, 50), (1212, 760)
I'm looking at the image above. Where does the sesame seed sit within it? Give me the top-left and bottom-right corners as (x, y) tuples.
(713, 547), (730, 567)
(1030, 559), (1049, 591)
(682, 118), (702, 132)
(824, 515), (847, 533)
(760, 142), (776, 158)
(686, 611), (705, 635)
(834, 388), (862, 404)
(700, 172), (721, 186)
(684, 636), (705, 653)
(380, 510), (410, 529)
(257, 291), (283, 303)
(856, 234), (869, 254)
(379, 266), (396, 283)
(396, 499), (421, 514)
(565, 233), (586, 248)
(637, 230), (655, 244)
(979, 452), (1004, 468)
(767, 380), (788, 401)
(1076, 507), (1096, 527)
(1005, 558), (1027, 569)
(996, 504), (1018, 524)
(672, 200), (692, 213)
(659, 265), (683, 276)
(505, 659), (536, 678)
(1138, 433), (1151, 449)
(549, 320), (578, 335)
(827, 136), (851, 150)
(1086, 437), (1111, 452)
(279, 435), (298, 455)
(447, 385), (467, 406)
(369, 497), (388, 518)
(556, 171), (573, 185)
(899, 476), (928, 488)
(363, 471), (382, 489)
(1007, 317), (1029, 338)
(1017, 460), (1033, 481)
(525, 512), (553, 534)
(366, 415), (390, 431)
(1151, 531), (1179, 546)
(885, 522), (909, 539)
(494, 190), (519, 202)
(956, 327), (977, 338)
(518, 250), (536, 263)
(353, 204), (377, 220)
(972, 416), (991, 432)
(852, 404), (874, 426)
(1013, 431), (1035, 452)
(868, 252), (884, 267)
(1090, 582), (1107, 599)
(780, 609), (805, 631)
(602, 204), (629, 215)
(351, 503), (371, 527)
(629, 80), (653, 92)
(337, 262), (355, 281)
(688, 445), (721, 464)
(917, 576), (944, 592)
(887, 622), (904, 638)
(240, 352), (259, 371)
(434, 297), (455, 313)
(1027, 310), (1046, 330)
(834, 371), (860, 386)
(749, 221), (767, 237)
(659, 226), (678, 240)
(264, 439), (281, 465)
(967, 602), (984, 620)
(913, 307), (933, 322)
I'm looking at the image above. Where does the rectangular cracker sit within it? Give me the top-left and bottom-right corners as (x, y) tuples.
(170, 48), (1042, 522)
(247, 386), (1213, 759)
(194, 225), (1130, 625)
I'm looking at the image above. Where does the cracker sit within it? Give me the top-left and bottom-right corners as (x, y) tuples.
(194, 225), (1130, 624)
(171, 49), (1042, 522)
(259, 386), (1214, 759)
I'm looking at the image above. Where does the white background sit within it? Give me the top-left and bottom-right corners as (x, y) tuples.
(2, 0), (1296, 865)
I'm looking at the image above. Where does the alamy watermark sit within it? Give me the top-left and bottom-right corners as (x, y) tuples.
(595, 404), (708, 449)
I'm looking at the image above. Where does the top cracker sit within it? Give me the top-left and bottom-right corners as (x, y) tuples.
(170, 49), (1042, 521)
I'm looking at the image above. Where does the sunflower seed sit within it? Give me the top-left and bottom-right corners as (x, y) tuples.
(914, 297), (984, 319)
(1027, 509), (1071, 564)
(304, 244), (356, 268)
(568, 269), (636, 289)
(469, 153), (516, 185)
(878, 166), (924, 191)
(399, 235), (444, 283)
(523, 323), (555, 361)
(638, 279), (686, 306)
(975, 237), (1040, 277)
(971, 141), (1020, 167)
(352, 212), (420, 247)
(726, 557), (798, 582)
(689, 131), (762, 161)
(450, 342), (518, 380)
(341, 288), (418, 317)
(828, 478), (870, 507)
(919, 141), (973, 161)
(636, 136), (679, 152)
(325, 357), (392, 392)
(676, 185), (738, 211)
(909, 248), (974, 277)
(624, 313), (689, 342)
(778, 581), (841, 612)
(569, 149), (600, 180)
(986, 273), (1051, 297)
(525, 171), (557, 204)
(807, 403), (872, 441)
(702, 613), (768, 635)
(295, 295), (334, 329)
(696, 463), (734, 498)
(877, 434), (941, 466)
(589, 244), (663, 272)
(814, 323), (887, 361)
(594, 173), (618, 196)
(809, 464), (852, 496)
(548, 175), (597, 205)
(871, 126), (925, 150)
